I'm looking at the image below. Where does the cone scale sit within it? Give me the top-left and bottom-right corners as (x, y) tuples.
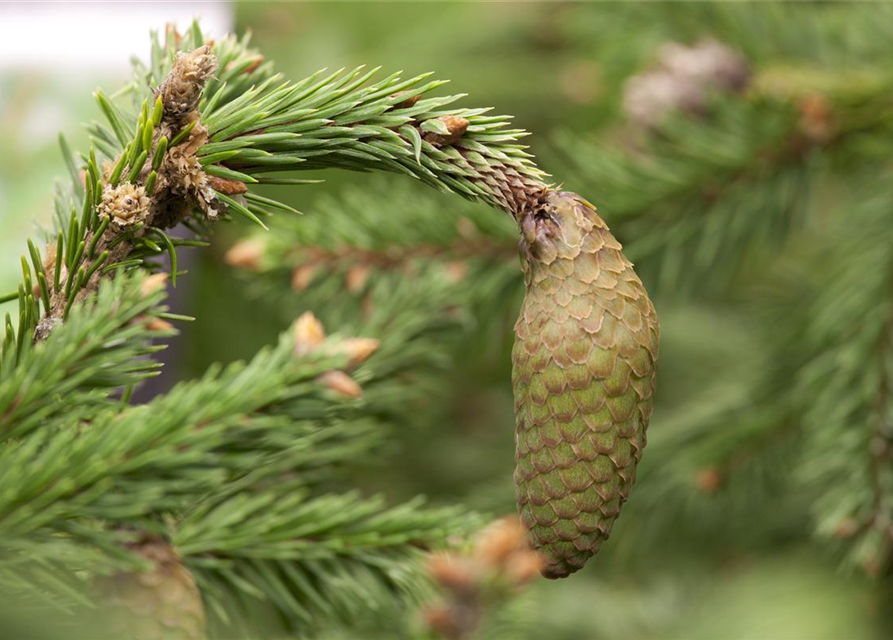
(96, 540), (206, 640)
(511, 191), (659, 578)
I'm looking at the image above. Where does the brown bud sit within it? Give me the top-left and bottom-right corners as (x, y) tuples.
(164, 23), (183, 49)
(337, 337), (380, 367)
(391, 90), (421, 109)
(227, 56), (264, 75)
(291, 263), (318, 291)
(207, 175), (248, 195)
(244, 56), (264, 75)
(140, 272), (169, 298)
(224, 238), (265, 270)
(145, 317), (175, 332)
(444, 261), (467, 284)
(695, 467), (723, 493)
(422, 115), (469, 147)
(694, 467), (723, 494)
(319, 370), (363, 399)
(345, 264), (371, 293)
(798, 93), (834, 143)
(475, 517), (527, 569)
(428, 554), (477, 594)
(505, 550), (546, 586)
(833, 519), (862, 539)
(293, 312), (326, 355)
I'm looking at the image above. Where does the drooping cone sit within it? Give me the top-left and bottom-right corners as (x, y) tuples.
(95, 538), (206, 640)
(512, 191), (659, 578)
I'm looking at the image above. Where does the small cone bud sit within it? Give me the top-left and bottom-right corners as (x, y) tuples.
(391, 90), (421, 109)
(505, 550), (546, 586)
(145, 317), (175, 332)
(345, 264), (371, 293)
(244, 56), (264, 74)
(207, 175), (248, 195)
(428, 554), (477, 594)
(475, 517), (527, 569)
(164, 23), (183, 48)
(444, 261), (467, 284)
(695, 467), (723, 494)
(798, 93), (834, 143)
(140, 272), (168, 298)
(293, 312), (326, 355)
(291, 263), (318, 291)
(226, 56), (264, 75)
(833, 519), (862, 539)
(224, 238), (265, 270)
(423, 115), (469, 147)
(337, 337), (380, 367)
(319, 370), (363, 398)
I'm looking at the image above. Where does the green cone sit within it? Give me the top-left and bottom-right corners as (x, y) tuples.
(512, 191), (659, 578)
(96, 540), (206, 640)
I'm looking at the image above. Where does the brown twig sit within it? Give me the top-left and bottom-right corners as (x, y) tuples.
(35, 47), (220, 341)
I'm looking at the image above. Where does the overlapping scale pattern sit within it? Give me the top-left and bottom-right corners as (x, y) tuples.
(512, 192), (659, 579)
(96, 540), (206, 640)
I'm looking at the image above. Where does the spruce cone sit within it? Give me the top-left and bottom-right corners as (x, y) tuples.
(95, 538), (206, 640)
(512, 191), (659, 578)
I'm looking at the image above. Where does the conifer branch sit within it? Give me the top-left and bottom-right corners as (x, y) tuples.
(0, 273), (479, 626)
(795, 175), (893, 573)
(556, 67), (893, 292)
(180, 494), (474, 633)
(225, 180), (519, 301)
(13, 44), (220, 345)
(0, 19), (565, 633)
(2, 21), (553, 357)
(0, 274), (172, 441)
